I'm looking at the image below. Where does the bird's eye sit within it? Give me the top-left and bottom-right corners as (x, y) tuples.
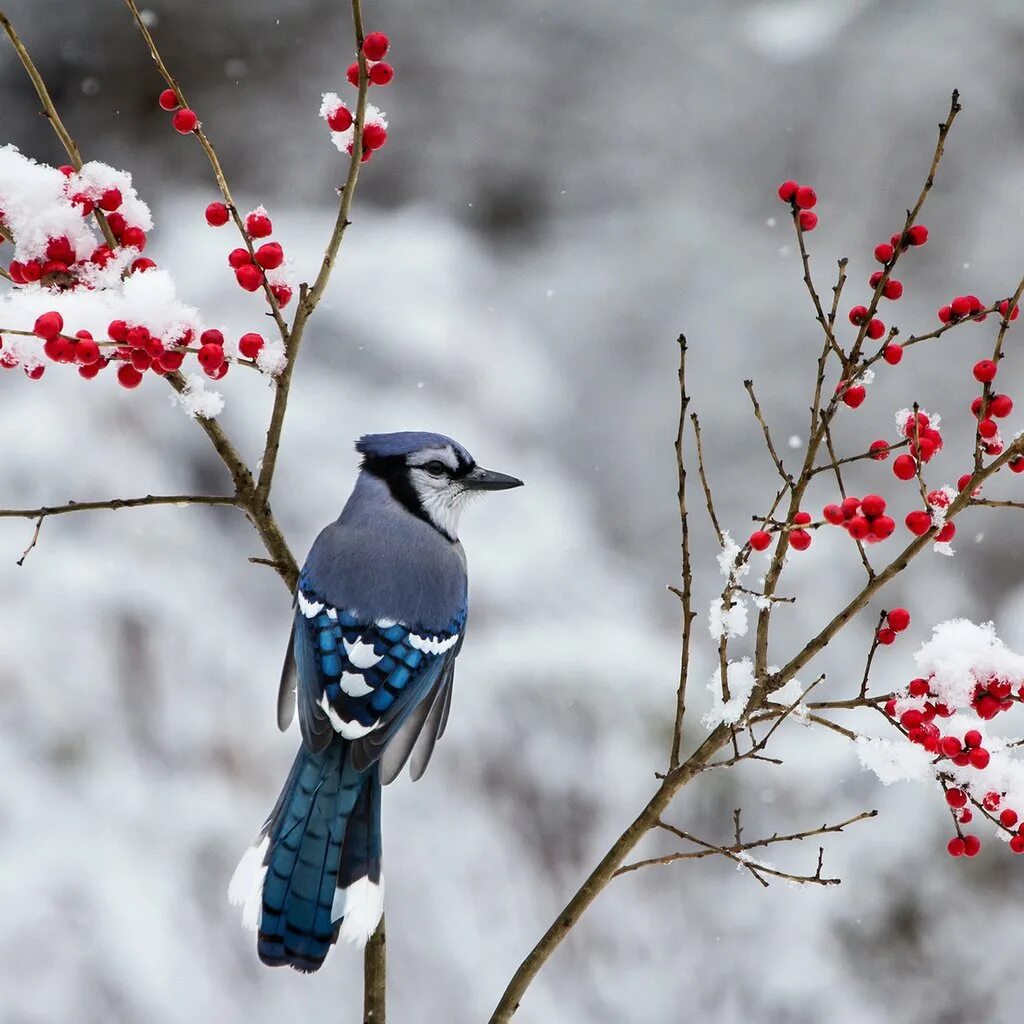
(423, 461), (448, 477)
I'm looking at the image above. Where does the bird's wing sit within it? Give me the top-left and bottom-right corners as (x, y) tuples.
(285, 583), (465, 782)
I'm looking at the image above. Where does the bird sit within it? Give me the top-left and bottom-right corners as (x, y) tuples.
(228, 431), (523, 972)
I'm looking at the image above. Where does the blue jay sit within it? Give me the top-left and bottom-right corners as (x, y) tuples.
(229, 431), (522, 972)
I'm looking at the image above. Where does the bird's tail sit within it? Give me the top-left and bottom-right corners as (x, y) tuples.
(229, 736), (384, 972)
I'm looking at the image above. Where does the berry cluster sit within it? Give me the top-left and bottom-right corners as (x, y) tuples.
(5, 162), (153, 288)
(822, 494), (895, 544)
(776, 180), (818, 232)
(204, 204), (292, 306)
(6, 310), (268, 387)
(748, 510), (812, 553)
(890, 409), (944, 481)
(346, 31), (394, 88)
(158, 88), (199, 135)
(875, 606), (910, 646)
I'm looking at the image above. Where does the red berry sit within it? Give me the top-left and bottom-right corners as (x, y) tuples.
(893, 454), (918, 481)
(1010, 835), (1024, 854)
(238, 332), (264, 359)
(788, 529), (811, 551)
(271, 285), (293, 307)
(877, 627), (897, 646)
(940, 735), (963, 757)
(1011, 458), (1024, 474)
(823, 504), (845, 525)
(989, 394), (1013, 418)
(106, 213), (126, 239)
(363, 123), (388, 151)
(347, 62), (361, 86)
(871, 515), (896, 538)
(130, 350), (152, 372)
(749, 530), (772, 551)
(33, 311), (64, 340)
(860, 494), (886, 517)
(156, 351), (185, 373)
(131, 257), (156, 273)
(117, 363), (143, 389)
(998, 299), (1020, 321)
(245, 211), (273, 238)
(983, 791), (1001, 811)
(78, 359), (104, 379)
(963, 834), (981, 857)
(327, 106), (353, 132)
(882, 279), (903, 300)
(887, 607), (910, 632)
(172, 108), (198, 134)
(964, 729), (983, 748)
(205, 202), (230, 227)
(906, 224), (928, 246)
(848, 305), (869, 325)
(847, 516), (870, 540)
(978, 418), (997, 439)
(842, 384), (866, 408)
(947, 837), (966, 857)
(107, 319), (128, 342)
(24, 364), (44, 380)
(75, 339), (100, 365)
(951, 295), (972, 317)
(254, 242), (284, 270)
(197, 343), (225, 371)
(960, 809), (973, 823)
(840, 497), (861, 518)
(945, 787), (968, 808)
(882, 343), (903, 365)
(869, 439), (890, 461)
(874, 243), (895, 264)
(205, 360), (229, 381)
(793, 511), (812, 526)
(362, 31), (390, 61)
(798, 210), (817, 232)
(158, 88), (179, 110)
(936, 522), (956, 543)
(969, 747), (990, 769)
(908, 678), (929, 697)
(99, 188), (123, 212)
(866, 318), (885, 340)
(368, 62), (394, 86)
(974, 359), (998, 383)
(777, 180), (799, 202)
(905, 510), (932, 535)
(121, 226), (146, 250)
(1000, 809), (1019, 828)
(228, 248), (252, 268)
(235, 264), (263, 291)
(794, 186), (817, 209)
(938, 305), (953, 324)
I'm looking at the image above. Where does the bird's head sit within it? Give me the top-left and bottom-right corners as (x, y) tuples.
(355, 431), (523, 541)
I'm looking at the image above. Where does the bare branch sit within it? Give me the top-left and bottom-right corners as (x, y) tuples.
(690, 412), (723, 545)
(744, 379), (791, 486)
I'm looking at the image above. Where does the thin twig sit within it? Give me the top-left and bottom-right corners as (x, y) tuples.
(690, 413), (723, 545)
(121, 0), (289, 341)
(670, 336), (696, 768)
(0, 9), (117, 249)
(744, 379), (791, 486)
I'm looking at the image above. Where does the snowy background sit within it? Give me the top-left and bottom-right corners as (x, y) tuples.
(4, 0), (1024, 1021)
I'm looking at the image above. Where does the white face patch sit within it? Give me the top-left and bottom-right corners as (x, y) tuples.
(318, 693), (380, 739)
(408, 474), (478, 540)
(408, 632), (459, 655)
(228, 835), (270, 932)
(344, 637), (383, 669)
(406, 445), (460, 472)
(332, 875), (385, 946)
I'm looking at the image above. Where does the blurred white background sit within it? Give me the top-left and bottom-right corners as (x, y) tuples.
(3, 1), (1024, 1021)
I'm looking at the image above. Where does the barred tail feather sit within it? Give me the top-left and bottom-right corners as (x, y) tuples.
(229, 736), (371, 972)
(333, 764), (384, 946)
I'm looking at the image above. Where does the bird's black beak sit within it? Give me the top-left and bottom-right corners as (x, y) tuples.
(463, 466), (524, 491)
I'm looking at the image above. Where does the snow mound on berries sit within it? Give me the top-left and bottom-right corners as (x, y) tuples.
(703, 658), (755, 727)
(856, 736), (932, 784)
(255, 337), (286, 375)
(170, 373), (224, 420)
(0, 269), (201, 349)
(914, 619), (1024, 710)
(0, 146), (151, 266)
(320, 93), (388, 155)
